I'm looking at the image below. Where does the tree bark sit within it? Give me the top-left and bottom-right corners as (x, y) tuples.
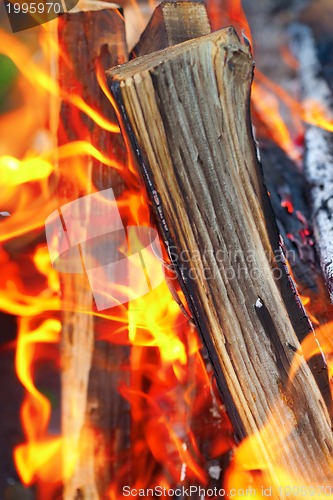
(107, 28), (333, 489)
(57, 3), (129, 498)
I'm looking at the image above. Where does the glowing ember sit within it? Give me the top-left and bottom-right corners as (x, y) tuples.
(0, 11), (231, 499)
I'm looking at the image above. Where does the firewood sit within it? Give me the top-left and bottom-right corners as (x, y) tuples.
(107, 28), (333, 487)
(290, 24), (333, 304)
(57, 3), (128, 498)
(131, 0), (211, 58)
(131, 2), (228, 493)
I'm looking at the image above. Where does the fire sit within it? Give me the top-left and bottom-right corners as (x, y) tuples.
(289, 319), (333, 406)
(207, 0), (252, 45)
(251, 80), (302, 163)
(303, 99), (333, 133)
(0, 28), (120, 134)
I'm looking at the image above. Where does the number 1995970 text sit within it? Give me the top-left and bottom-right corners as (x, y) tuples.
(6, 2), (62, 14)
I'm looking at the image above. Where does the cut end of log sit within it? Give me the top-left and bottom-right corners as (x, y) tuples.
(109, 27), (250, 82)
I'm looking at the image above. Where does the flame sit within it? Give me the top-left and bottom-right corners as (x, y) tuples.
(14, 317), (62, 486)
(288, 320), (333, 406)
(207, 0), (252, 45)
(3, 0), (333, 498)
(1, 12), (232, 499)
(0, 29), (120, 134)
(252, 80), (302, 162)
(96, 59), (139, 180)
(252, 69), (333, 159)
(303, 99), (333, 133)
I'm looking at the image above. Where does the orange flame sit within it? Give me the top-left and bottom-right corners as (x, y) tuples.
(0, 29), (120, 134)
(1, 15), (232, 499)
(252, 69), (333, 158)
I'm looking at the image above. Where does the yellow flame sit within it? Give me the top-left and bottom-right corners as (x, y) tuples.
(14, 318), (62, 485)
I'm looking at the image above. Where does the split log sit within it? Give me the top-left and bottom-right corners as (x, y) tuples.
(131, 2), (233, 493)
(131, 0), (211, 58)
(260, 140), (332, 415)
(290, 24), (333, 304)
(107, 29), (333, 488)
(57, 3), (129, 498)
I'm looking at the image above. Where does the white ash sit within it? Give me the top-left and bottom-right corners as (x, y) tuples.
(314, 208), (333, 299)
(305, 127), (333, 209)
(290, 24), (333, 301)
(180, 462), (187, 482)
(255, 297), (263, 309)
(0, 211), (10, 216)
(208, 465), (222, 480)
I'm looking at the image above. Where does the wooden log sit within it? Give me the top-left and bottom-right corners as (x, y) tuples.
(290, 24), (333, 304)
(107, 29), (333, 487)
(131, 3), (232, 494)
(131, 0), (211, 58)
(57, 3), (129, 498)
(260, 140), (332, 415)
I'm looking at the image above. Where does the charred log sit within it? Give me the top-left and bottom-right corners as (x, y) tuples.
(107, 28), (333, 487)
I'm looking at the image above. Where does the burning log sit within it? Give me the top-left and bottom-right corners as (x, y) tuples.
(131, 1), (231, 491)
(57, 3), (129, 498)
(107, 28), (333, 487)
(290, 24), (333, 304)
